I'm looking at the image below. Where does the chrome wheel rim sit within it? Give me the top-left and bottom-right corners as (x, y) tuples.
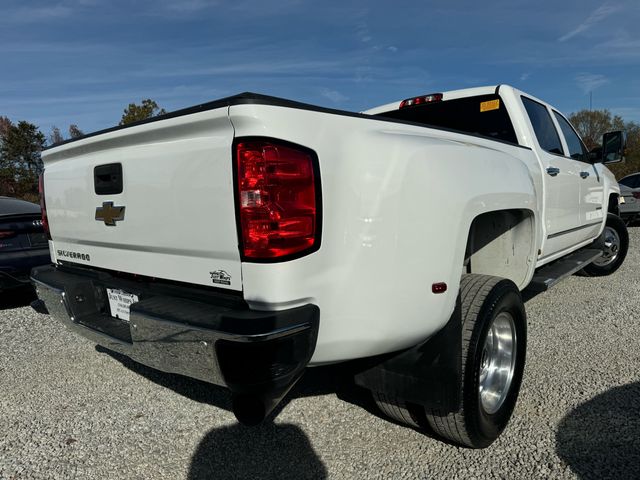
(593, 226), (620, 267)
(478, 312), (517, 415)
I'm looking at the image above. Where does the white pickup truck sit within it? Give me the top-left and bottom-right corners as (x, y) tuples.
(31, 85), (628, 448)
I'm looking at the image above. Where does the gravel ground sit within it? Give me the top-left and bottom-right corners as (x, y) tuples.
(2, 229), (640, 480)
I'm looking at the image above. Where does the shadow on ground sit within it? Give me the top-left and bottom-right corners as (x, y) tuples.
(96, 346), (378, 419)
(556, 382), (640, 479)
(0, 286), (36, 311)
(188, 422), (327, 480)
(96, 348), (379, 479)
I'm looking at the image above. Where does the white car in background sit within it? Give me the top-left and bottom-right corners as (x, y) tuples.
(619, 173), (640, 224)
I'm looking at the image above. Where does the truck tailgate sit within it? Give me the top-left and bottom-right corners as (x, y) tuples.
(42, 108), (242, 291)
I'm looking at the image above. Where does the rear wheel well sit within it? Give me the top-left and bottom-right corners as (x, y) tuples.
(464, 209), (534, 289)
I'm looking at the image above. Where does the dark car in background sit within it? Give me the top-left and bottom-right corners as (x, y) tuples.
(0, 197), (50, 292)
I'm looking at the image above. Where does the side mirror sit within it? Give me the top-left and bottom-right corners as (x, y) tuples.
(601, 130), (626, 164)
(589, 146), (603, 163)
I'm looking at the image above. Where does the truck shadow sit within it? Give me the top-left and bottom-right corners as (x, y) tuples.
(521, 288), (543, 303)
(555, 381), (640, 479)
(0, 286), (36, 311)
(95, 345), (377, 418)
(188, 421), (327, 480)
(95, 347), (379, 479)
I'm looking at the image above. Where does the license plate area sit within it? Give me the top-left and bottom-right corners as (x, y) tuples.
(106, 288), (139, 322)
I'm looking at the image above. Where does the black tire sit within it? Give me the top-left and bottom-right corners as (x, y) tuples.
(423, 274), (527, 448)
(372, 391), (421, 428)
(581, 213), (629, 276)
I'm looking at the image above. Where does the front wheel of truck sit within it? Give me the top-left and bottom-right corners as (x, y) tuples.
(580, 213), (629, 276)
(423, 275), (527, 448)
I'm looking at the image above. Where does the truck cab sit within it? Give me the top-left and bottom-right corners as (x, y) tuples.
(368, 85), (620, 266)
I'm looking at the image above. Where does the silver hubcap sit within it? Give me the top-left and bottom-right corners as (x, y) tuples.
(478, 312), (517, 415)
(593, 226), (620, 267)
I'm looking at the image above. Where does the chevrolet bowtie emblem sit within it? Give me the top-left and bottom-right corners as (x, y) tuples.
(95, 202), (125, 226)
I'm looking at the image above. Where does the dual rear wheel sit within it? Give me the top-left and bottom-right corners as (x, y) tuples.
(373, 274), (527, 448)
(373, 214), (628, 448)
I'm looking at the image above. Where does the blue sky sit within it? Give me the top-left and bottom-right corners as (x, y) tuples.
(2, 0), (639, 140)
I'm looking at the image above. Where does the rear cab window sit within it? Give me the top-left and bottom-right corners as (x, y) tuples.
(375, 94), (518, 145)
(521, 96), (564, 155)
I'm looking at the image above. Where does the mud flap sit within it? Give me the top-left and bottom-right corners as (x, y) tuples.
(354, 298), (462, 412)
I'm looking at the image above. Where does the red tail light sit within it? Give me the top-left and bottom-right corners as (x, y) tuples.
(633, 192), (640, 200)
(235, 139), (320, 260)
(38, 173), (51, 239)
(0, 231), (16, 239)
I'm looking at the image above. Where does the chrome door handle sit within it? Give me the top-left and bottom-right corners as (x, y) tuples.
(580, 171), (590, 179)
(546, 167), (560, 177)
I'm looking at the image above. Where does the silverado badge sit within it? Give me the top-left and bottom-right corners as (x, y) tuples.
(95, 201), (125, 226)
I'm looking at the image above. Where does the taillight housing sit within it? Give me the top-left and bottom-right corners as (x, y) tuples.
(38, 173), (51, 239)
(633, 192), (640, 200)
(235, 138), (321, 261)
(399, 93), (443, 109)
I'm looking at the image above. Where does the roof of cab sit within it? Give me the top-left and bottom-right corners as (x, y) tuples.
(362, 85), (509, 115)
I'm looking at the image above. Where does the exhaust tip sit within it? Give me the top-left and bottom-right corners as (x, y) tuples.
(232, 395), (267, 426)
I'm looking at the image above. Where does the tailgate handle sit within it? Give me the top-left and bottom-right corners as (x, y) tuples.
(94, 163), (123, 195)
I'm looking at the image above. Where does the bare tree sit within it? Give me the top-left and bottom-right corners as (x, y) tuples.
(569, 110), (620, 150)
(50, 126), (64, 145)
(68, 124), (84, 138)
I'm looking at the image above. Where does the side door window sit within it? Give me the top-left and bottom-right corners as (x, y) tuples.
(521, 97), (564, 155)
(553, 111), (588, 162)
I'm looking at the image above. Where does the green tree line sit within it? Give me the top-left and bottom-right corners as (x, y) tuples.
(0, 99), (166, 202)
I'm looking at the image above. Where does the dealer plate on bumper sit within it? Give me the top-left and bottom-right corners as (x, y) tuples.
(106, 288), (139, 322)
